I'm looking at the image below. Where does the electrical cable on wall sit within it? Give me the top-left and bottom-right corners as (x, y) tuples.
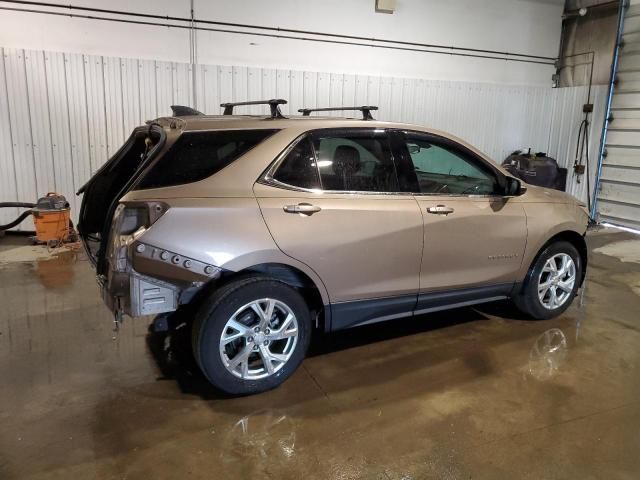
(556, 50), (596, 220)
(0, 1), (556, 65)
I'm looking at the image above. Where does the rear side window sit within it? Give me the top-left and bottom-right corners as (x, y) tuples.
(138, 129), (278, 189)
(311, 129), (399, 192)
(273, 136), (321, 189)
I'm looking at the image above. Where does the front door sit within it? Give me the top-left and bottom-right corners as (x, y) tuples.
(392, 130), (527, 300)
(254, 128), (423, 329)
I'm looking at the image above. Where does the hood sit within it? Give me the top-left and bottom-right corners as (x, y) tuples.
(521, 183), (581, 205)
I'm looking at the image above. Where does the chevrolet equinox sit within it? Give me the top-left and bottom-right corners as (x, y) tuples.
(78, 100), (589, 395)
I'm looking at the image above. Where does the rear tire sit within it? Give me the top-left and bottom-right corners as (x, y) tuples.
(192, 275), (311, 395)
(513, 241), (582, 320)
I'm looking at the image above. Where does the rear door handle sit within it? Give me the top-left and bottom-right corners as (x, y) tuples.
(427, 205), (454, 215)
(283, 203), (322, 215)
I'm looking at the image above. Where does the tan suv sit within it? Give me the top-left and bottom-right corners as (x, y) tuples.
(78, 99), (589, 395)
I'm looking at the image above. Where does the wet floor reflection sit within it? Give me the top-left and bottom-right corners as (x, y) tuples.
(34, 249), (78, 289)
(528, 328), (568, 380)
(526, 284), (589, 380)
(223, 410), (297, 466)
(145, 304), (491, 399)
(3, 231), (640, 479)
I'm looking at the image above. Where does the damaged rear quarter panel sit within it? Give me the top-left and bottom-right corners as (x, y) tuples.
(129, 196), (330, 304)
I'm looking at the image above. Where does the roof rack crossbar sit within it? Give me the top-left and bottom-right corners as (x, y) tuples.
(220, 99), (287, 119)
(298, 106), (378, 120)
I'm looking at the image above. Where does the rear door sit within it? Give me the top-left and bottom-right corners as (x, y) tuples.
(392, 130), (527, 301)
(254, 128), (423, 329)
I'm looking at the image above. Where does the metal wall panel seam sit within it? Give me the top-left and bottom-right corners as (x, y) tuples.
(0, 47), (20, 225)
(100, 56), (110, 158)
(119, 57), (126, 141)
(21, 48), (39, 197)
(41, 50), (57, 191)
(63, 53), (77, 215)
(81, 54), (92, 183)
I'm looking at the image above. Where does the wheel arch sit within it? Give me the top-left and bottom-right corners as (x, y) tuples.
(527, 230), (588, 288)
(221, 262), (329, 332)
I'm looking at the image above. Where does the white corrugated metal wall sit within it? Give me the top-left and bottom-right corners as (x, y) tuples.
(549, 85), (608, 207)
(0, 47), (606, 230)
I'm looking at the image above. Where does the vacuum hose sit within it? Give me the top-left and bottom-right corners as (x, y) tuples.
(0, 202), (36, 231)
(0, 202), (36, 209)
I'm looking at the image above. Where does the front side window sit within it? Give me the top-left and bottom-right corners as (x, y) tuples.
(138, 129), (278, 189)
(272, 136), (320, 189)
(403, 134), (500, 195)
(311, 129), (399, 192)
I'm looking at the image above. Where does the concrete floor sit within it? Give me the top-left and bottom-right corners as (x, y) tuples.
(1, 230), (639, 479)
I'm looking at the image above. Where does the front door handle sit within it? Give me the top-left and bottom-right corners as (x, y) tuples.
(283, 203), (322, 215)
(427, 205), (454, 215)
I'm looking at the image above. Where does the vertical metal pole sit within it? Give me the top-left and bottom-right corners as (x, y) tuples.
(591, 0), (627, 219)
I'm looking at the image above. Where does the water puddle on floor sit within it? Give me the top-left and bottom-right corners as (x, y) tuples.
(0, 241), (80, 289)
(33, 250), (79, 289)
(593, 239), (640, 264)
(528, 328), (569, 380)
(611, 273), (640, 297)
(220, 409), (299, 474)
(0, 244), (60, 264)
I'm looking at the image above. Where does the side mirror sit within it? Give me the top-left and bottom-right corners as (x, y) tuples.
(505, 176), (526, 196)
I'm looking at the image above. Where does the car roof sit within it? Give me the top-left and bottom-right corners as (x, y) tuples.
(148, 113), (505, 172)
(153, 113), (445, 135)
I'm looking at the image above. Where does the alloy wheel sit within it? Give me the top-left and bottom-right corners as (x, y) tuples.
(219, 298), (299, 380)
(537, 253), (576, 310)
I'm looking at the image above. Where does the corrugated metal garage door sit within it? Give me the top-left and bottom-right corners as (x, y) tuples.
(598, 1), (640, 229)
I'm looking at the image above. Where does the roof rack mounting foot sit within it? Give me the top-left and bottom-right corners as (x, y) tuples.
(298, 106), (378, 120)
(171, 105), (204, 117)
(220, 99), (288, 119)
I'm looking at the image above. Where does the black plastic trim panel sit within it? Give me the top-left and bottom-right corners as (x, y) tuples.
(330, 294), (417, 331)
(414, 283), (512, 314)
(330, 283), (513, 331)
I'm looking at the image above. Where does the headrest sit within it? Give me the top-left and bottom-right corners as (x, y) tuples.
(333, 145), (361, 175)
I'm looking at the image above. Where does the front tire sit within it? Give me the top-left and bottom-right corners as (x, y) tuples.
(192, 276), (311, 395)
(513, 241), (582, 320)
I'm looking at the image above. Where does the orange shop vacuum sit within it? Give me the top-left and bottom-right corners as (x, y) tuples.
(0, 193), (77, 247)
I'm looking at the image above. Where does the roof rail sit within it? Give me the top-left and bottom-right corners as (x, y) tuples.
(220, 99), (287, 119)
(171, 105), (204, 116)
(298, 106), (378, 120)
